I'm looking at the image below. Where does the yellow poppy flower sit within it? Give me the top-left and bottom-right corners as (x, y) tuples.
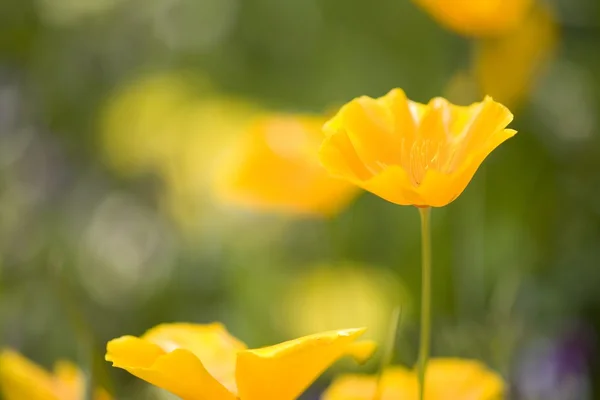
(106, 322), (376, 400)
(0, 349), (111, 400)
(216, 114), (358, 216)
(474, 2), (558, 108)
(413, 0), (533, 37)
(319, 89), (515, 207)
(322, 358), (504, 400)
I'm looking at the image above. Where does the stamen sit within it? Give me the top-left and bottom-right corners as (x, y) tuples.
(406, 139), (445, 185)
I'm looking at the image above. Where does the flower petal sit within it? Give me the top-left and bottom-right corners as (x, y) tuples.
(380, 89), (422, 166)
(106, 336), (235, 400)
(106, 336), (165, 369)
(380, 89), (420, 138)
(322, 367), (414, 400)
(344, 340), (378, 364)
(417, 97), (452, 144)
(322, 359), (504, 399)
(0, 350), (58, 400)
(415, 128), (517, 206)
(93, 389), (113, 400)
(415, 169), (464, 207)
(216, 114), (357, 215)
(319, 128), (373, 182)
(321, 374), (377, 400)
(339, 97), (401, 173)
(407, 97), (454, 184)
(452, 97), (513, 168)
(141, 322), (246, 392)
(424, 359), (504, 398)
(235, 328), (372, 400)
(414, 0), (534, 37)
(53, 361), (85, 400)
(474, 2), (558, 107)
(361, 166), (425, 206)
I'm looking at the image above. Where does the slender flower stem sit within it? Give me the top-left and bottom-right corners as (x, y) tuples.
(417, 207), (432, 400)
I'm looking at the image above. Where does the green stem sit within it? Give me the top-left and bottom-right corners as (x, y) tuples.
(417, 207), (432, 400)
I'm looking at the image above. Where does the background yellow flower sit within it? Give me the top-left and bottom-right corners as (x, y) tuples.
(474, 3), (559, 108)
(0, 350), (110, 400)
(100, 72), (261, 232)
(414, 0), (534, 37)
(322, 358), (503, 400)
(276, 263), (410, 342)
(215, 114), (358, 216)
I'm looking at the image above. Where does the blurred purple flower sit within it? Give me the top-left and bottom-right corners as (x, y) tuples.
(513, 323), (594, 400)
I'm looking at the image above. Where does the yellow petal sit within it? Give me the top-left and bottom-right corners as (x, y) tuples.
(322, 359), (504, 400)
(321, 374), (377, 400)
(0, 350), (58, 400)
(142, 322), (246, 389)
(344, 340), (378, 364)
(418, 128), (516, 206)
(106, 336), (236, 400)
(452, 97), (513, 166)
(417, 98), (451, 143)
(380, 89), (427, 171)
(216, 114), (358, 215)
(236, 328), (372, 400)
(361, 166), (424, 206)
(106, 336), (165, 368)
(53, 361), (85, 400)
(408, 97), (453, 184)
(93, 388), (113, 400)
(416, 168), (465, 207)
(475, 2), (558, 107)
(319, 128), (373, 182)
(414, 0), (534, 37)
(0, 350), (111, 400)
(424, 359), (504, 398)
(380, 89), (420, 140)
(322, 367), (415, 400)
(339, 97), (401, 173)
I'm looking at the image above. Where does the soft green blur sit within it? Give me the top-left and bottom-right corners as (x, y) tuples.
(1, 0), (599, 399)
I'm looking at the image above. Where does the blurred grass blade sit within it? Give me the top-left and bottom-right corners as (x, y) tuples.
(374, 305), (402, 400)
(50, 262), (114, 399)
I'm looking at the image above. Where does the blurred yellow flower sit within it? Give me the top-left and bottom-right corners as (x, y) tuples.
(443, 71), (480, 106)
(414, 0), (533, 37)
(100, 72), (261, 230)
(474, 3), (558, 107)
(106, 322), (375, 400)
(319, 89), (515, 207)
(101, 73), (198, 177)
(101, 73), (256, 180)
(158, 98), (260, 229)
(216, 114), (358, 216)
(0, 349), (111, 400)
(278, 264), (409, 341)
(322, 358), (504, 400)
